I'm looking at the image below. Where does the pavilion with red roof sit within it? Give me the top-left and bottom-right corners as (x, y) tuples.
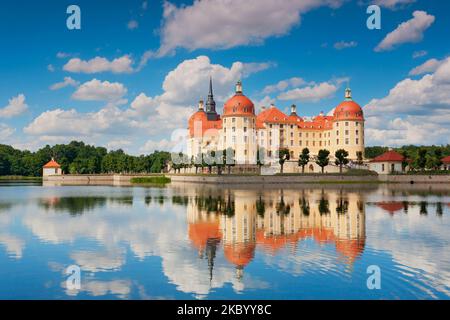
(42, 157), (62, 177)
(368, 150), (405, 174)
(442, 156), (450, 170)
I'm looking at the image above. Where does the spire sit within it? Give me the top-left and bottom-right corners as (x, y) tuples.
(208, 76), (213, 97)
(235, 80), (242, 94)
(205, 76), (218, 120)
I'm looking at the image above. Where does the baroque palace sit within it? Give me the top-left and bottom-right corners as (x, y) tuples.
(187, 79), (365, 173)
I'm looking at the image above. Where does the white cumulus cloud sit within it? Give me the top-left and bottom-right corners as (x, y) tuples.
(50, 77), (80, 90)
(72, 79), (127, 101)
(375, 11), (435, 52)
(157, 0), (344, 56)
(0, 94), (28, 118)
(63, 55), (134, 74)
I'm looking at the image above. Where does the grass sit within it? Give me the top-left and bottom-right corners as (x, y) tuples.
(276, 169), (378, 176)
(394, 170), (450, 175)
(131, 176), (171, 184)
(0, 176), (42, 181)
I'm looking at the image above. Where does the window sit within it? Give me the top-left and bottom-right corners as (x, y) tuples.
(336, 123), (339, 127)
(232, 136), (236, 143)
(268, 151), (272, 157)
(244, 136), (248, 143)
(299, 132), (302, 137)
(319, 133), (322, 138)
(290, 125), (294, 129)
(356, 130), (359, 135)
(244, 127), (247, 133)
(244, 149), (247, 156)
(224, 128), (226, 133)
(345, 122), (349, 126)
(345, 130), (349, 135)
(306, 133), (309, 138)
(336, 130), (339, 136)
(269, 139), (272, 145)
(290, 132), (293, 137)
(232, 117), (236, 123)
(270, 124), (272, 128)
(232, 127), (236, 132)
(319, 141), (322, 147)
(244, 107), (247, 113)
(312, 141), (315, 147)
(224, 118), (227, 123)
(356, 122), (359, 126)
(382, 164), (385, 172)
(337, 139), (339, 144)
(290, 140), (294, 146)
(345, 138), (349, 145)
(356, 138), (359, 144)
(299, 140), (302, 146)
(261, 131), (264, 136)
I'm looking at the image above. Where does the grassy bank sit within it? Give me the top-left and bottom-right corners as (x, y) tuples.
(131, 176), (171, 184)
(0, 176), (42, 181)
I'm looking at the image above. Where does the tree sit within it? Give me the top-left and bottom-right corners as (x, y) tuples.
(356, 151), (364, 165)
(278, 148), (290, 174)
(256, 147), (265, 170)
(298, 148), (310, 173)
(416, 148), (427, 171)
(334, 149), (349, 174)
(316, 149), (330, 173)
(225, 148), (235, 174)
(400, 150), (409, 172)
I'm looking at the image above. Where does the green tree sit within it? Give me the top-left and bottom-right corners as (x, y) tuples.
(316, 149), (330, 173)
(334, 149), (349, 174)
(278, 148), (290, 174)
(356, 151), (364, 165)
(298, 148), (310, 173)
(416, 148), (428, 171)
(225, 148), (235, 174)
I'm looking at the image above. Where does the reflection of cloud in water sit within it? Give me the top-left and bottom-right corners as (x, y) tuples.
(70, 249), (126, 272)
(0, 234), (25, 259)
(65, 279), (132, 299)
(366, 190), (450, 297)
(22, 198), (268, 296)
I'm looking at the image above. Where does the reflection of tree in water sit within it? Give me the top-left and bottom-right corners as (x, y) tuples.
(318, 198), (330, 215)
(38, 197), (107, 216)
(145, 196), (152, 205)
(172, 196), (189, 206)
(276, 191), (291, 215)
(436, 202), (443, 216)
(256, 196), (265, 217)
(195, 194), (235, 216)
(336, 197), (349, 215)
(0, 202), (13, 213)
(403, 201), (409, 214)
(420, 201), (428, 215)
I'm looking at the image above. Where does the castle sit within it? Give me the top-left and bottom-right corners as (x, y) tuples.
(187, 79), (365, 173)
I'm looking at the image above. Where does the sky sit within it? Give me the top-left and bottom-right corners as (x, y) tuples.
(0, 0), (449, 154)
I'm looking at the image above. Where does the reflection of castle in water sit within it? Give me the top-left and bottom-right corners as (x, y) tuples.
(186, 189), (366, 279)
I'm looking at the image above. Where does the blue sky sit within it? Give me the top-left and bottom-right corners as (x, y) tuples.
(0, 0), (449, 154)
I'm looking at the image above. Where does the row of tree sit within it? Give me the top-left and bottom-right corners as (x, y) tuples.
(171, 147), (354, 174)
(0, 141), (171, 176)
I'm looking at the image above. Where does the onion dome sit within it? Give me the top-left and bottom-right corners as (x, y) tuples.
(223, 80), (255, 117)
(333, 87), (364, 121)
(223, 243), (255, 268)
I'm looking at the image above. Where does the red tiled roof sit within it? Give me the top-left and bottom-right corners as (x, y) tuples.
(370, 150), (405, 163)
(442, 156), (450, 164)
(43, 158), (61, 168)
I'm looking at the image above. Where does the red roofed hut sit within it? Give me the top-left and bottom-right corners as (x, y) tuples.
(43, 158), (62, 177)
(441, 156), (450, 170)
(368, 150), (405, 174)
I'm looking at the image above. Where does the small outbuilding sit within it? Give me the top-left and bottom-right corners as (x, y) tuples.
(368, 150), (405, 174)
(442, 156), (450, 170)
(43, 158), (62, 177)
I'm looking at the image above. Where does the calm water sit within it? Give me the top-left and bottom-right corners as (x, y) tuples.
(0, 182), (449, 300)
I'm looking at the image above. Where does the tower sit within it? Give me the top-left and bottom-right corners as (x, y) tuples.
(205, 77), (219, 121)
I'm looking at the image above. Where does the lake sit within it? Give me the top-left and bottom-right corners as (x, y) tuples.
(0, 182), (449, 299)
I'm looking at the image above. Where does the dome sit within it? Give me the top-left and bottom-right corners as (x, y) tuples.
(333, 87), (364, 121)
(223, 243), (255, 267)
(222, 81), (255, 117)
(333, 101), (364, 121)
